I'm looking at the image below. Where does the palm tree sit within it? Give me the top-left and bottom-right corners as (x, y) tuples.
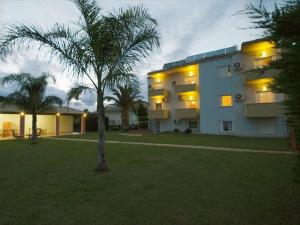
(1, 73), (63, 144)
(0, 0), (160, 171)
(104, 84), (142, 131)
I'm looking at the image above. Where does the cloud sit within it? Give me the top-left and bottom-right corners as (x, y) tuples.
(0, 0), (285, 109)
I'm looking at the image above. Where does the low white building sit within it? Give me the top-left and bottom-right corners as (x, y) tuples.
(105, 106), (138, 126)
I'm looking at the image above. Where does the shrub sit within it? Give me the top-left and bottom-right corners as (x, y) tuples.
(185, 128), (192, 134)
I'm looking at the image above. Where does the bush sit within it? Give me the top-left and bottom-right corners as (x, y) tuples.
(174, 128), (179, 133)
(138, 121), (148, 129)
(185, 128), (192, 134)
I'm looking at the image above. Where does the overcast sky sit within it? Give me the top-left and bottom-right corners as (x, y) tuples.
(0, 0), (281, 111)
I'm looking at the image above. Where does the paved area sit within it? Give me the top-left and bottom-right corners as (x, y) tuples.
(47, 137), (297, 155)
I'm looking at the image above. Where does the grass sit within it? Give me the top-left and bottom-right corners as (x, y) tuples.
(63, 131), (292, 152)
(0, 136), (299, 225)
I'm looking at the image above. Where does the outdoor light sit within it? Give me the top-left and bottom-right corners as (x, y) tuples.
(262, 85), (268, 91)
(20, 112), (25, 116)
(83, 113), (87, 118)
(261, 51), (267, 57)
(189, 96), (193, 100)
(56, 113), (60, 116)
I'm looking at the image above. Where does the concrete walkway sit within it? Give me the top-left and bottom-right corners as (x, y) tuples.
(47, 137), (297, 155)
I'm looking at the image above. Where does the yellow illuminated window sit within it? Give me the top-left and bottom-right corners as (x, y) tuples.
(185, 72), (196, 84)
(221, 95), (233, 107)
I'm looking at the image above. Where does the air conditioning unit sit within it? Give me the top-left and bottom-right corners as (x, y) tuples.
(233, 62), (243, 70)
(148, 85), (152, 89)
(234, 93), (244, 101)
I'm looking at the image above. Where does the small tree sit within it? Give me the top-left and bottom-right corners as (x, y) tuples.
(134, 101), (149, 129)
(104, 84), (142, 131)
(1, 73), (62, 144)
(244, 0), (300, 146)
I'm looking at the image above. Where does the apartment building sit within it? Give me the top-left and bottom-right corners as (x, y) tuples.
(147, 38), (287, 137)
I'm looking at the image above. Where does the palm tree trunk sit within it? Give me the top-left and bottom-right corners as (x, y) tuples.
(96, 96), (108, 171)
(31, 110), (37, 144)
(121, 109), (129, 131)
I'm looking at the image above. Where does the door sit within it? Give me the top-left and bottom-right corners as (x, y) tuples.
(155, 121), (160, 133)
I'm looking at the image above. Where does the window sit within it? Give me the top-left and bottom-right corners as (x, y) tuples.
(218, 65), (231, 78)
(188, 121), (198, 129)
(220, 95), (233, 107)
(155, 103), (162, 110)
(186, 100), (196, 108)
(174, 119), (181, 125)
(254, 56), (271, 69)
(185, 73), (196, 84)
(220, 121), (233, 132)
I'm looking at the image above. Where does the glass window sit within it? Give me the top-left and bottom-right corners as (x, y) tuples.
(221, 121), (233, 132)
(218, 65), (231, 78)
(254, 56), (271, 68)
(188, 121), (198, 129)
(185, 73), (196, 84)
(220, 95), (233, 107)
(186, 101), (196, 108)
(155, 103), (162, 110)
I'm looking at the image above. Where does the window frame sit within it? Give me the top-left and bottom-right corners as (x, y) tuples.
(219, 95), (233, 107)
(217, 65), (231, 78)
(220, 120), (233, 133)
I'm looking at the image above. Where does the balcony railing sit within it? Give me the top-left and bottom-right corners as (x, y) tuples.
(244, 102), (284, 117)
(148, 110), (169, 119)
(148, 88), (168, 97)
(175, 108), (199, 119)
(244, 68), (280, 84)
(175, 83), (198, 93)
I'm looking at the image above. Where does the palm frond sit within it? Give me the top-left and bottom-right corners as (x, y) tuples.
(42, 95), (63, 107)
(67, 84), (95, 102)
(2, 91), (29, 110)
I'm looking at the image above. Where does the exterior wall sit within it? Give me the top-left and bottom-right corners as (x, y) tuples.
(106, 110), (138, 125)
(25, 115), (56, 136)
(148, 65), (200, 133)
(24, 114), (75, 136)
(199, 53), (287, 137)
(0, 113), (20, 131)
(60, 115), (73, 134)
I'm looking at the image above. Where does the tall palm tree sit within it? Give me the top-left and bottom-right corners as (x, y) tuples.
(0, 0), (160, 171)
(1, 73), (63, 144)
(104, 84), (142, 131)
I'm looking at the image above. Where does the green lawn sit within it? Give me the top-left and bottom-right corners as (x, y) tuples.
(0, 136), (299, 225)
(64, 131), (291, 152)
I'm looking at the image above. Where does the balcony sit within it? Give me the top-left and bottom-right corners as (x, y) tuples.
(148, 110), (169, 119)
(148, 88), (168, 97)
(175, 108), (199, 119)
(244, 102), (284, 117)
(175, 83), (198, 93)
(244, 69), (280, 84)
